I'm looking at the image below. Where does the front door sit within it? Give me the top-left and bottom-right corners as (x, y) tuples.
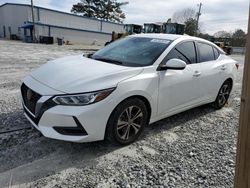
(158, 41), (201, 116)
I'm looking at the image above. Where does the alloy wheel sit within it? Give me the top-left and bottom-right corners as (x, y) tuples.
(116, 105), (143, 141)
(218, 83), (231, 106)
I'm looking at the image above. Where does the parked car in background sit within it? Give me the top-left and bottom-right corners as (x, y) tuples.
(21, 34), (238, 145)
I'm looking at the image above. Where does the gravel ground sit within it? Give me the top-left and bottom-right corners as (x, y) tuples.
(0, 39), (244, 188)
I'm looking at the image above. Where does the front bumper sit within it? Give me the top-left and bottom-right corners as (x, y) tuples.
(24, 103), (112, 143)
(21, 78), (115, 143)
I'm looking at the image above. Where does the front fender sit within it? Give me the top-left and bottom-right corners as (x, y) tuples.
(112, 68), (159, 122)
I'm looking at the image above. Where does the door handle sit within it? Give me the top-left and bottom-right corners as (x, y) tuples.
(193, 71), (201, 77)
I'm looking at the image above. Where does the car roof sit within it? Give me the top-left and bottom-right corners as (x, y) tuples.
(129, 34), (225, 53)
(130, 33), (183, 40)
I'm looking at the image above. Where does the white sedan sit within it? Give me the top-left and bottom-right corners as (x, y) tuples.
(21, 34), (237, 144)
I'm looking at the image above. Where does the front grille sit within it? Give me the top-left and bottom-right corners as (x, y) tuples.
(23, 106), (39, 124)
(21, 83), (57, 125)
(23, 99), (56, 125)
(21, 84), (41, 115)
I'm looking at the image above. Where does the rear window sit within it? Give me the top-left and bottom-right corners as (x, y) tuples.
(198, 42), (215, 62)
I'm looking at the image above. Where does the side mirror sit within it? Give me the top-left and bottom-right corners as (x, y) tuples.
(159, 58), (187, 71)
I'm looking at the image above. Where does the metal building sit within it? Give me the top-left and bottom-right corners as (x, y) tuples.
(0, 3), (125, 45)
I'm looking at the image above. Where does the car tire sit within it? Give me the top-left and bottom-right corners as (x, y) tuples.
(105, 98), (148, 145)
(212, 80), (232, 109)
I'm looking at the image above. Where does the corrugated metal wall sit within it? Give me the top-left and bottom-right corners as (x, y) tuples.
(49, 26), (111, 45)
(36, 9), (102, 32)
(34, 8), (124, 34)
(0, 3), (125, 44)
(0, 4), (29, 39)
(101, 22), (124, 33)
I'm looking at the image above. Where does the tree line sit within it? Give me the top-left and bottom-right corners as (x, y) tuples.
(171, 8), (246, 46)
(71, 1), (246, 46)
(198, 29), (246, 47)
(71, 0), (128, 23)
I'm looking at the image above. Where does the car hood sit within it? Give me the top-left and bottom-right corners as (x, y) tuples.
(30, 55), (143, 94)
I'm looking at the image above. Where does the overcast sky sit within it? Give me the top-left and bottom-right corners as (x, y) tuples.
(0, 0), (249, 34)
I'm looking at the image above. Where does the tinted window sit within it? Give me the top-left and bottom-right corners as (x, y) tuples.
(213, 47), (220, 59)
(92, 37), (172, 67)
(164, 41), (196, 64)
(198, 42), (215, 62)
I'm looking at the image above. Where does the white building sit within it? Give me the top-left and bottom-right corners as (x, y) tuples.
(0, 3), (125, 45)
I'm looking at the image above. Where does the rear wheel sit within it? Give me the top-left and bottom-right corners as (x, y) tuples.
(213, 80), (232, 109)
(106, 98), (148, 145)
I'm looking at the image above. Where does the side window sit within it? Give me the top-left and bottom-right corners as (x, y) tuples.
(198, 42), (215, 62)
(213, 47), (220, 60)
(165, 49), (188, 64)
(164, 41), (196, 64)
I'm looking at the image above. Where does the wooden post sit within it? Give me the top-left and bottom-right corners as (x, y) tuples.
(234, 5), (250, 188)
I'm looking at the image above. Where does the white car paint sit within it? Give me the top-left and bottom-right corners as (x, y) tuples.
(21, 34), (237, 143)
(30, 55), (143, 94)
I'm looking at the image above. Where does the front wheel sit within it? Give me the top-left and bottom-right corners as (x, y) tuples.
(212, 80), (232, 109)
(105, 98), (148, 145)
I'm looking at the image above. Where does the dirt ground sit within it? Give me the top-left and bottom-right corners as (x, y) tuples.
(0, 39), (245, 188)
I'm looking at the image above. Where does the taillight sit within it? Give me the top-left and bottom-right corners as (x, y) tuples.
(235, 63), (239, 70)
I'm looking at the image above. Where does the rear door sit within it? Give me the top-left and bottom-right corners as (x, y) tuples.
(195, 42), (224, 101)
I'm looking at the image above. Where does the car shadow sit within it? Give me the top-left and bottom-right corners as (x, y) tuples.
(144, 104), (215, 137)
(0, 104), (216, 187)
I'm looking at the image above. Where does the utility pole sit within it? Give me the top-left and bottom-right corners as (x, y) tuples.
(107, 0), (110, 21)
(31, 0), (36, 42)
(196, 3), (202, 34)
(234, 5), (250, 188)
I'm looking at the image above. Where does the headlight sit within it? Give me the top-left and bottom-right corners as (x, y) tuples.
(53, 88), (115, 106)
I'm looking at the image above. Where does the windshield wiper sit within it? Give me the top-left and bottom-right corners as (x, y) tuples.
(93, 57), (123, 65)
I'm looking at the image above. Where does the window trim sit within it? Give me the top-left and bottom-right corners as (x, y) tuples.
(196, 41), (217, 63)
(213, 47), (221, 60)
(159, 40), (198, 67)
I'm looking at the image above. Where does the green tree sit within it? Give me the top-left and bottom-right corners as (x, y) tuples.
(214, 31), (232, 38)
(232, 29), (246, 39)
(172, 8), (196, 24)
(198, 33), (214, 41)
(71, 0), (128, 23)
(71, 0), (95, 17)
(172, 8), (199, 36)
(184, 18), (197, 36)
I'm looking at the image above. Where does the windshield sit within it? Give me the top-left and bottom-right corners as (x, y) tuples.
(92, 37), (172, 67)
